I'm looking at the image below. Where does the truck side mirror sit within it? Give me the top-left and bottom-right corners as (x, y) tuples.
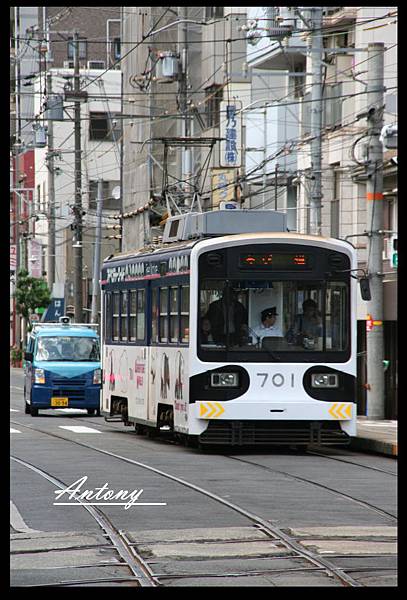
(24, 351), (33, 362)
(359, 277), (371, 301)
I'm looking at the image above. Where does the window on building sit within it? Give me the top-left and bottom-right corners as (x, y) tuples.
(205, 7), (224, 20)
(67, 38), (87, 60)
(89, 112), (122, 142)
(88, 180), (121, 211)
(302, 92), (312, 136)
(36, 184), (41, 213)
(113, 37), (121, 60)
(324, 83), (342, 129)
(331, 163), (340, 238)
(205, 85), (223, 128)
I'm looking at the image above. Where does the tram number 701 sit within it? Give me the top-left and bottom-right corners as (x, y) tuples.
(257, 373), (295, 388)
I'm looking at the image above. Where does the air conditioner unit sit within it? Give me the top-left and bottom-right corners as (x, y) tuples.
(87, 60), (106, 69)
(63, 61), (74, 68)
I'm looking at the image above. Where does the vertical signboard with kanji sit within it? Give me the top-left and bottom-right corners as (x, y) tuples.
(220, 102), (242, 168)
(28, 239), (43, 278)
(10, 245), (17, 272)
(211, 168), (236, 207)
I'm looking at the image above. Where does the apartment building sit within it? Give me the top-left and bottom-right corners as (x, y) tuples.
(245, 6), (397, 417)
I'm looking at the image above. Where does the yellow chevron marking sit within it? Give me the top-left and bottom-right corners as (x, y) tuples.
(200, 403), (208, 417)
(328, 403), (339, 418)
(214, 402), (225, 417)
(328, 403), (352, 420)
(199, 402), (225, 418)
(206, 402), (217, 418)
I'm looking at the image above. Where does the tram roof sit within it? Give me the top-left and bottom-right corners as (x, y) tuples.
(102, 232), (354, 266)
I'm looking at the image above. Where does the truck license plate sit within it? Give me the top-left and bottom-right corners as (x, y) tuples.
(51, 397), (69, 407)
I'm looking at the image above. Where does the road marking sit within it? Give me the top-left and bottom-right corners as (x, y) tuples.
(10, 428), (21, 434)
(58, 426), (102, 434)
(10, 501), (42, 533)
(11, 386), (24, 391)
(10, 409), (19, 412)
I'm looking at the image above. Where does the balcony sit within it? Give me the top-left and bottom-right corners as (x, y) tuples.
(323, 7), (357, 28)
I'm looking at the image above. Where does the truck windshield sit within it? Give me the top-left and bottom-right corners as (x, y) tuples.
(35, 336), (100, 362)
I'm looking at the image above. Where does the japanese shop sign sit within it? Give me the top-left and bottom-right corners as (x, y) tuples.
(220, 102), (242, 168)
(211, 168), (236, 207)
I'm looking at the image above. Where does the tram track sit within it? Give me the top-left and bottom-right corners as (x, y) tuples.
(11, 454), (159, 588)
(224, 455), (397, 524)
(11, 417), (390, 587)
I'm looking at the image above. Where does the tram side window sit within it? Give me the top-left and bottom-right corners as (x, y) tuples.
(121, 290), (128, 341)
(151, 288), (158, 343)
(137, 289), (145, 340)
(169, 287), (179, 342)
(159, 287), (169, 342)
(105, 292), (112, 341)
(112, 292), (120, 341)
(181, 285), (189, 343)
(129, 289), (146, 342)
(129, 290), (137, 341)
(325, 282), (348, 350)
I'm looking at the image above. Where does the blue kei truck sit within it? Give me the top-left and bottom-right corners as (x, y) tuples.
(24, 317), (101, 416)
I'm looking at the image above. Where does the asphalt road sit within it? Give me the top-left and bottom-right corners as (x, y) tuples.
(10, 368), (397, 587)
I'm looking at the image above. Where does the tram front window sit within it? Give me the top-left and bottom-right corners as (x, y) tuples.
(199, 279), (349, 358)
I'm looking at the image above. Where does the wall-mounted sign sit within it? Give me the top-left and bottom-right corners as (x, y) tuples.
(10, 245), (17, 271)
(220, 101), (242, 168)
(28, 239), (43, 278)
(211, 168), (236, 207)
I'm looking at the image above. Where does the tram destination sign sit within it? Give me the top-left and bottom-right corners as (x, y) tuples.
(239, 252), (312, 270)
(105, 254), (190, 284)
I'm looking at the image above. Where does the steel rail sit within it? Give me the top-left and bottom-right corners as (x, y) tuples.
(11, 420), (362, 586)
(10, 455), (160, 588)
(225, 456), (397, 523)
(305, 448), (397, 476)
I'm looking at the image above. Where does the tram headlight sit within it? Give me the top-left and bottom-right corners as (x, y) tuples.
(311, 373), (339, 388)
(34, 368), (45, 384)
(93, 368), (102, 385)
(210, 372), (239, 388)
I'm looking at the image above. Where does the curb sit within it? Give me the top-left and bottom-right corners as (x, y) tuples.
(350, 436), (398, 458)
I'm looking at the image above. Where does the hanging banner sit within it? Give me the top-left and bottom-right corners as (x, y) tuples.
(10, 245), (17, 271)
(220, 101), (242, 168)
(28, 239), (43, 278)
(211, 168), (236, 207)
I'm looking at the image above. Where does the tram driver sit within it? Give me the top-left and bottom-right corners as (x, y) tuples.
(250, 307), (283, 344)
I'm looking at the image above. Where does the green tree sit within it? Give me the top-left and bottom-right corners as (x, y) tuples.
(14, 269), (51, 330)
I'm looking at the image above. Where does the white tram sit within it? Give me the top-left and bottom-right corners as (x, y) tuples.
(100, 210), (359, 447)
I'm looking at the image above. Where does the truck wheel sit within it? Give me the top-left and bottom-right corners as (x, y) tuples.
(25, 401), (30, 414)
(87, 408), (95, 415)
(30, 405), (39, 417)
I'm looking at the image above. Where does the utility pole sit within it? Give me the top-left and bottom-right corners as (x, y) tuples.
(309, 6), (323, 235)
(13, 144), (22, 349)
(46, 71), (56, 290)
(178, 6), (192, 206)
(365, 42), (385, 419)
(73, 31), (83, 322)
(90, 179), (103, 324)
